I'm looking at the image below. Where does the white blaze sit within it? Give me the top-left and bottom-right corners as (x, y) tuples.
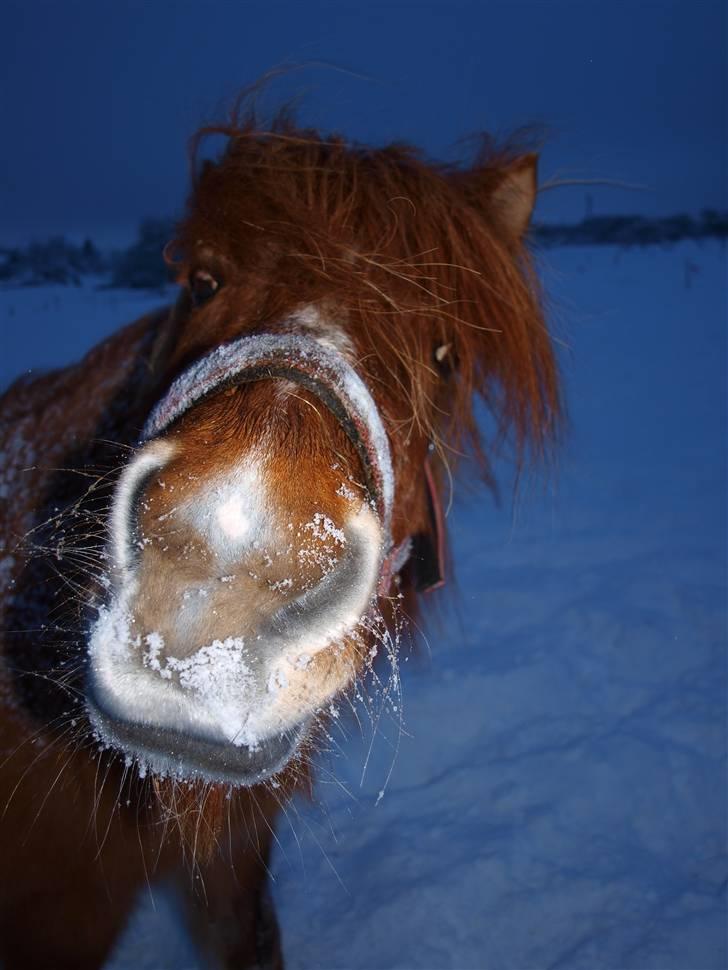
(216, 495), (251, 540)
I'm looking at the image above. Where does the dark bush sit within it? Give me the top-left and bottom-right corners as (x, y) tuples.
(109, 219), (176, 289)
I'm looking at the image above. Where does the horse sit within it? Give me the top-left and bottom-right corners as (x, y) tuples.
(0, 110), (561, 969)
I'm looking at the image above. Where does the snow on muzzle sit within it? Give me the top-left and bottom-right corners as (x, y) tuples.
(85, 439), (383, 786)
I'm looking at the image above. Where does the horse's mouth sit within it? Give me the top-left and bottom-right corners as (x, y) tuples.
(86, 691), (308, 786)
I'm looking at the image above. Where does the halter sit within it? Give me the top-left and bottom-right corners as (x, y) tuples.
(142, 322), (447, 593)
(141, 330), (416, 594)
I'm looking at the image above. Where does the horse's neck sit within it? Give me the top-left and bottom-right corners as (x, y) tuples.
(1, 309), (165, 526)
(0, 308), (168, 720)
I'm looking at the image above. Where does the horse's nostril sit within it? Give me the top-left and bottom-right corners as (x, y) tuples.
(126, 469), (160, 563)
(261, 506), (382, 659)
(111, 442), (175, 579)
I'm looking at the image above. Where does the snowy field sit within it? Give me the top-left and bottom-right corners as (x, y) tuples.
(1, 241), (725, 969)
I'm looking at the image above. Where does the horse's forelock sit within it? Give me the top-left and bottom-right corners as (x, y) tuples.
(173, 112), (561, 490)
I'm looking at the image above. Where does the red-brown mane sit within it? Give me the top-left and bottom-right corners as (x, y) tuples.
(170, 109), (561, 484)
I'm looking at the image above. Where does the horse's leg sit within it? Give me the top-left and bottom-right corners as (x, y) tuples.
(184, 877), (283, 970)
(181, 814), (284, 970)
(0, 880), (140, 970)
(0, 732), (161, 970)
(0, 792), (143, 969)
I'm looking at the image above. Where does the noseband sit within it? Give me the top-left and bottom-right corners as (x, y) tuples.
(141, 330), (412, 594)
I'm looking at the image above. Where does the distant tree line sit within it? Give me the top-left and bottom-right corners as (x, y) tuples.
(1, 211), (726, 289)
(0, 220), (175, 290)
(531, 210), (728, 248)
(0, 237), (106, 286)
(108, 219), (175, 289)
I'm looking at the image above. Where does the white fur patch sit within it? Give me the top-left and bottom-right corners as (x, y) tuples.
(182, 454), (271, 563)
(292, 305), (355, 357)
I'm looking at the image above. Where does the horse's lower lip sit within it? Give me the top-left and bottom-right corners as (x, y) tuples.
(85, 694), (307, 786)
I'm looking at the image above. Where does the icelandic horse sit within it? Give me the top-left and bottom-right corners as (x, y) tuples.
(0, 111), (560, 968)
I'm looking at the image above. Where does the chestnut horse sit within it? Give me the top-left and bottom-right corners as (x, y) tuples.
(0, 113), (560, 968)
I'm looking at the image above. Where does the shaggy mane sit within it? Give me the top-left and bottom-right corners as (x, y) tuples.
(174, 106), (562, 487)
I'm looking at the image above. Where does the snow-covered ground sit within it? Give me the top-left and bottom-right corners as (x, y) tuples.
(1, 242), (725, 970)
(0, 280), (172, 390)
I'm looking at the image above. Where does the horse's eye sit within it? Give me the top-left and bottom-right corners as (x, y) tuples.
(189, 269), (220, 308)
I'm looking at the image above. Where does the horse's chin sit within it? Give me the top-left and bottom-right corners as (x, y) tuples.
(85, 690), (309, 786)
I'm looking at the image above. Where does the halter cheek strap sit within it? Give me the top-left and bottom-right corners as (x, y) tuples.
(416, 449), (447, 592)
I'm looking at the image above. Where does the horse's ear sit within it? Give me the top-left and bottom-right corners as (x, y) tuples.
(487, 153), (538, 239)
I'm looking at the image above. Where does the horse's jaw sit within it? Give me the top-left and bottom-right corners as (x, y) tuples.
(85, 694), (310, 787)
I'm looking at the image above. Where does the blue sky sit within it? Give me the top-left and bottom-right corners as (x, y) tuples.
(1, 0), (725, 244)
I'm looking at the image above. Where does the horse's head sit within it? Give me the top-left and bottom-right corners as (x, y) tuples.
(85, 116), (560, 788)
